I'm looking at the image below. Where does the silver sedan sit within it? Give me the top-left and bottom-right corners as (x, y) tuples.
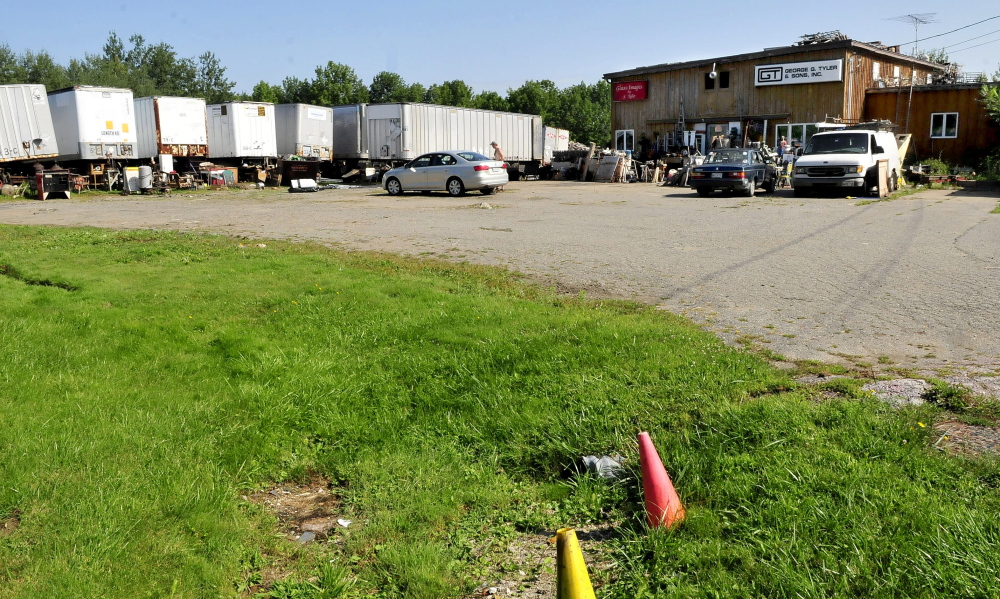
(383, 151), (508, 196)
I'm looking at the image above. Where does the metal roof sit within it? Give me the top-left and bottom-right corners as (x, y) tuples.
(603, 40), (945, 80)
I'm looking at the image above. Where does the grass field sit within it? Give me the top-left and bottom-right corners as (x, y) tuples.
(1, 225), (998, 598)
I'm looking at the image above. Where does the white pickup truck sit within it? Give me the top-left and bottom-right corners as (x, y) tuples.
(792, 126), (900, 197)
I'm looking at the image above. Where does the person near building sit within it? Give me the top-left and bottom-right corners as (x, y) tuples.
(778, 136), (788, 158)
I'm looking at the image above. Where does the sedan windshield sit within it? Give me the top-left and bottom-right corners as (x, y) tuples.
(705, 151), (752, 165)
(804, 133), (868, 155)
(457, 151), (491, 162)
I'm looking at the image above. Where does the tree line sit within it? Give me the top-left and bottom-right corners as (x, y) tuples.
(0, 33), (611, 146)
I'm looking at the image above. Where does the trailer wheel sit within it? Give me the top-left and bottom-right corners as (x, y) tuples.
(385, 177), (403, 196)
(447, 177), (465, 197)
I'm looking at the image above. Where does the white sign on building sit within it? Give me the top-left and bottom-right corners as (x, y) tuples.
(754, 59), (844, 86)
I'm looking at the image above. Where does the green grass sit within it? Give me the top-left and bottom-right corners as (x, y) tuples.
(1, 225), (998, 598)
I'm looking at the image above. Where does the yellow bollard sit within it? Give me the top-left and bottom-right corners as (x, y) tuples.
(556, 527), (597, 599)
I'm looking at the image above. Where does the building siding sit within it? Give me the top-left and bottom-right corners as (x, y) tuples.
(865, 85), (999, 165)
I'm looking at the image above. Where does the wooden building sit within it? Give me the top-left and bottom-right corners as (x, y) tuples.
(604, 38), (943, 156)
(865, 83), (999, 165)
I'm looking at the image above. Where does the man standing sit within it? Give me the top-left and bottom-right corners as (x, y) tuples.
(491, 141), (505, 190)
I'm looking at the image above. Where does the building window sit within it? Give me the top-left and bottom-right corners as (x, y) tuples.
(615, 130), (635, 152)
(873, 62), (880, 84)
(704, 71), (729, 90)
(930, 113), (958, 138)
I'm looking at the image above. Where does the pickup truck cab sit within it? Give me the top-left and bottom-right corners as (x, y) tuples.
(792, 128), (899, 197)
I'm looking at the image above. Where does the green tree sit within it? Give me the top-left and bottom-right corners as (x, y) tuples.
(251, 80), (283, 103)
(0, 44), (27, 84)
(142, 43), (197, 97)
(369, 71), (410, 103)
(281, 76), (312, 104)
(424, 80), (473, 107)
(982, 84), (1000, 124)
(406, 82), (427, 102)
(309, 61), (368, 106)
(472, 91), (508, 111)
(191, 51), (235, 103)
(20, 50), (70, 90)
(506, 79), (560, 121)
(549, 80), (611, 146)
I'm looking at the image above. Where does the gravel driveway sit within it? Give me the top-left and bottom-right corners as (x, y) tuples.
(2, 182), (998, 374)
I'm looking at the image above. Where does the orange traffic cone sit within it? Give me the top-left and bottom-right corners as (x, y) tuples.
(555, 528), (597, 599)
(637, 431), (685, 528)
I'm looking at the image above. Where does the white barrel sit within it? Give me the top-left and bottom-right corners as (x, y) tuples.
(138, 166), (153, 189)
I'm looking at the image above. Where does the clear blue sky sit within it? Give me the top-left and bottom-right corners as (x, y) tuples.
(4, 1), (998, 93)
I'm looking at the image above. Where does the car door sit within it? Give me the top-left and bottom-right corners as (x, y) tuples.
(425, 153), (458, 190)
(401, 155), (432, 189)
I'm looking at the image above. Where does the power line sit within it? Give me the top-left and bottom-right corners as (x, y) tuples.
(940, 27), (1000, 49)
(947, 36), (1000, 53)
(897, 14), (1000, 46)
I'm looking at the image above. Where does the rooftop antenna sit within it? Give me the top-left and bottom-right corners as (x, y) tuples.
(888, 13), (938, 56)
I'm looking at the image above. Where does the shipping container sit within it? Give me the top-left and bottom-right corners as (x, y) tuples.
(205, 102), (277, 159)
(275, 104), (333, 160)
(47, 86), (136, 160)
(542, 126), (570, 164)
(332, 104), (367, 159)
(134, 96), (208, 159)
(0, 84), (59, 163)
(334, 103), (542, 163)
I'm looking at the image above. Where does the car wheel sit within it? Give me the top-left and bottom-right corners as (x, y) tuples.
(696, 187), (711, 197)
(385, 177), (402, 196)
(764, 177), (776, 194)
(744, 179), (756, 197)
(447, 177), (465, 197)
(480, 187), (496, 195)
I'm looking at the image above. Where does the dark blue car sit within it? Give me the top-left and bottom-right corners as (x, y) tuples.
(689, 148), (778, 197)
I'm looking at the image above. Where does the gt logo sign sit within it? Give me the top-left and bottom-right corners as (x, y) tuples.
(756, 66), (783, 84)
(755, 59), (844, 86)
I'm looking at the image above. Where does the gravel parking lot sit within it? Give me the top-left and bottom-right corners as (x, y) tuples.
(2, 182), (998, 374)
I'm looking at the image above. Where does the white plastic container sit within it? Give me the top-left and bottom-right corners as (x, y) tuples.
(0, 84), (59, 163)
(275, 104), (333, 159)
(205, 102), (277, 159)
(47, 86), (136, 160)
(134, 96), (208, 159)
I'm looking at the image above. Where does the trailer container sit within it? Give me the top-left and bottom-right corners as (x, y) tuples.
(0, 84), (59, 163)
(332, 104), (367, 159)
(134, 96), (208, 160)
(333, 103), (542, 164)
(275, 104), (333, 160)
(47, 86), (136, 160)
(205, 102), (276, 159)
(542, 127), (570, 164)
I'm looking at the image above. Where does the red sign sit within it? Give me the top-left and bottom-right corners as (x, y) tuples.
(613, 80), (648, 102)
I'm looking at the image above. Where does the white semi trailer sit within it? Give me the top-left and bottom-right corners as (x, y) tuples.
(47, 86), (136, 161)
(331, 102), (545, 178)
(0, 84), (60, 168)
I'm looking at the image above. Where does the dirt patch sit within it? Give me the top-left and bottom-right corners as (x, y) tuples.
(933, 420), (1000, 457)
(246, 476), (348, 542)
(0, 509), (20, 537)
(862, 378), (931, 407)
(465, 523), (618, 598)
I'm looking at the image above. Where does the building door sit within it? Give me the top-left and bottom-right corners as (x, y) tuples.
(707, 123), (727, 148)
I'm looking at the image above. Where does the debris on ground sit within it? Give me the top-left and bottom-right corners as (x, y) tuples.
(581, 455), (624, 480)
(246, 477), (349, 542)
